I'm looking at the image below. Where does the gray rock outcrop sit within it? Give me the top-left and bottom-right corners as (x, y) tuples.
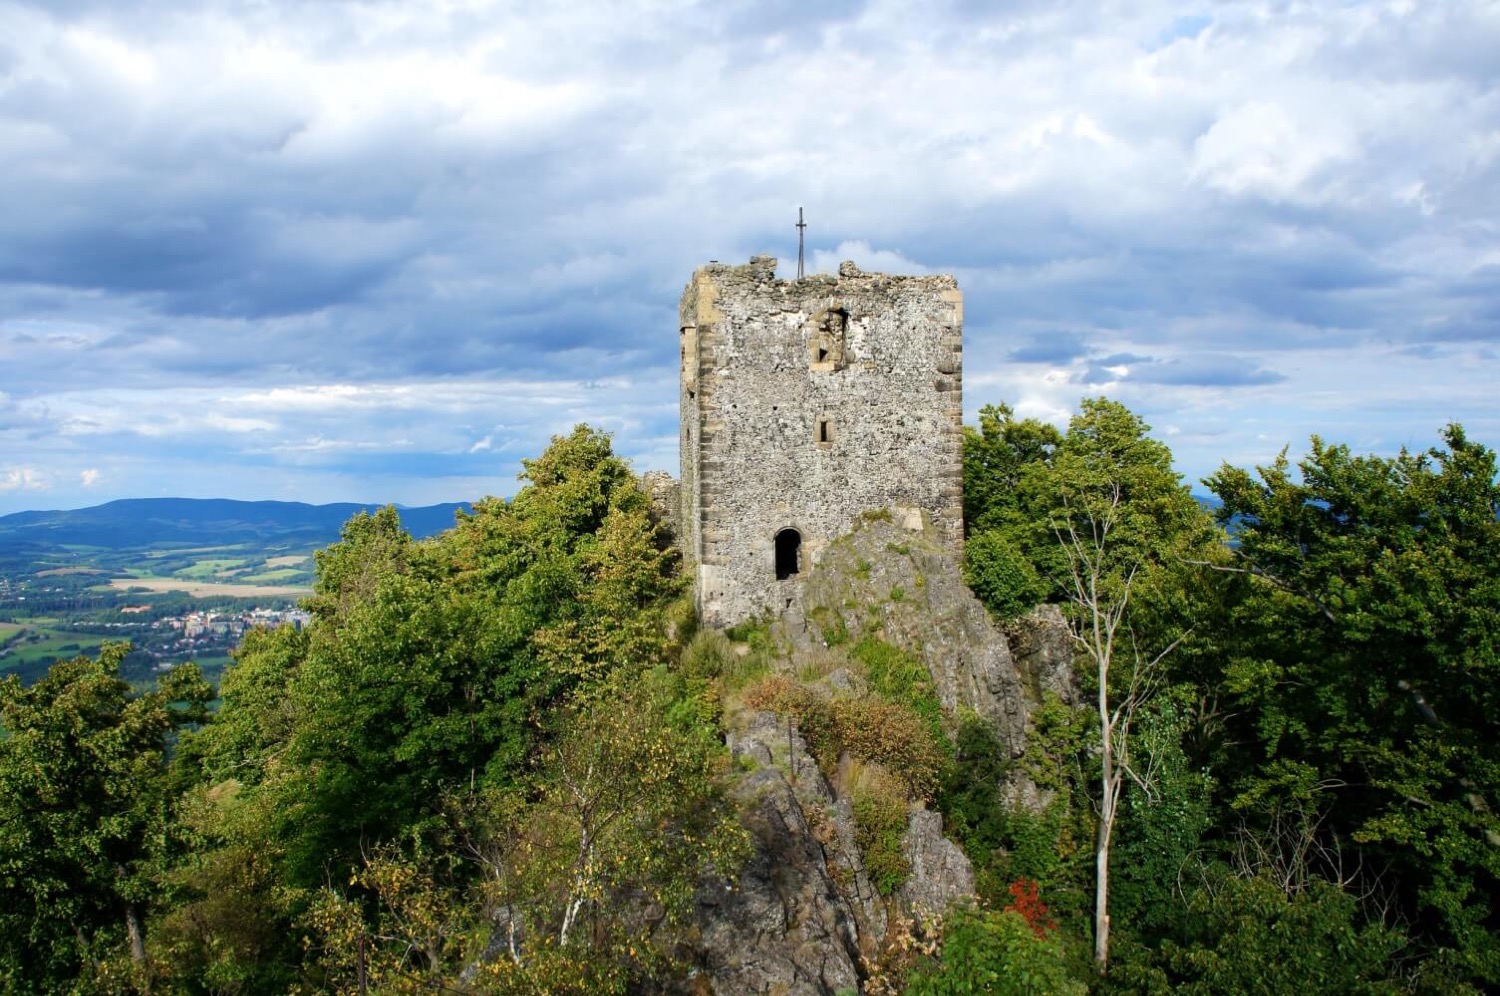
(679, 514), (1075, 993)
(775, 514), (1075, 756)
(900, 809), (975, 915)
(689, 768), (864, 995)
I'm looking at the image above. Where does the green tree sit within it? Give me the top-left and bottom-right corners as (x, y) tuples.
(304, 504), (412, 625)
(963, 530), (1047, 622)
(1155, 869), (1407, 995)
(0, 645), (210, 989)
(962, 401), (1062, 538)
(303, 673), (748, 994)
(166, 425), (693, 989)
(1023, 399), (1219, 970)
(959, 398), (1225, 970)
(1206, 425), (1500, 984)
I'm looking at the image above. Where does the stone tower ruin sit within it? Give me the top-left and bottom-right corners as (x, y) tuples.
(679, 254), (964, 627)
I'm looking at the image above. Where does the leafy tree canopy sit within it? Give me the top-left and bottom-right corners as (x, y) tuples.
(1205, 425), (1500, 982)
(0, 645), (210, 990)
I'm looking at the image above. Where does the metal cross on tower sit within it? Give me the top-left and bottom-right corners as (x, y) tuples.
(796, 207), (806, 279)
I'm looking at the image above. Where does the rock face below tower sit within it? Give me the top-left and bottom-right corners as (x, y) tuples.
(679, 255), (963, 628)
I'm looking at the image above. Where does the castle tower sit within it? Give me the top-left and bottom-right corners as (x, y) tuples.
(679, 254), (964, 627)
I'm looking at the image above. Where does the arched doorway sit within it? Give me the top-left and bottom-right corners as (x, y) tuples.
(774, 528), (801, 580)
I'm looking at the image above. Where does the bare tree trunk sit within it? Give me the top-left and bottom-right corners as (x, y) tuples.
(559, 830), (593, 947)
(125, 900), (151, 992)
(1094, 819), (1111, 969)
(124, 903), (146, 965)
(1057, 488), (1152, 976)
(1094, 762), (1119, 970)
(1094, 675), (1118, 972)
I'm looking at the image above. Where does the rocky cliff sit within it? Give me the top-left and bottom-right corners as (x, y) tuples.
(677, 512), (1075, 995)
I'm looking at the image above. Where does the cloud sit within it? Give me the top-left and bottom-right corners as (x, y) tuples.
(1077, 354), (1287, 388)
(810, 241), (930, 277)
(1009, 332), (1091, 363)
(1191, 101), (1358, 204)
(0, 0), (1496, 513)
(0, 467), (49, 493)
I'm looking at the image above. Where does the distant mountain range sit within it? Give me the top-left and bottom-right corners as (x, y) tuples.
(0, 492), (1225, 554)
(0, 498), (470, 551)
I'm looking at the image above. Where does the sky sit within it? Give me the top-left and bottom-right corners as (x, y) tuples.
(1, 0), (1497, 515)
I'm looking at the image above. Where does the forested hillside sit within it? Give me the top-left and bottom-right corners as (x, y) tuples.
(1, 408), (1496, 994)
(0, 499), (468, 550)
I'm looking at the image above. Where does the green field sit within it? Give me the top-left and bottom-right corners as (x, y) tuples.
(177, 558), (249, 579)
(0, 627), (99, 674)
(190, 653), (234, 678)
(239, 568), (310, 583)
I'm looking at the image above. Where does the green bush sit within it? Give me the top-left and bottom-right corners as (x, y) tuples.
(1154, 868), (1408, 995)
(741, 674), (945, 799)
(850, 764), (911, 896)
(714, 622), (774, 690)
(907, 907), (1087, 995)
(937, 699), (1092, 916)
(820, 613), (850, 648)
(963, 530), (1046, 621)
(852, 636), (944, 734)
(680, 629), (730, 681)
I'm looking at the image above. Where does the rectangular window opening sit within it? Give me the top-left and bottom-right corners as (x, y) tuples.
(818, 419), (832, 444)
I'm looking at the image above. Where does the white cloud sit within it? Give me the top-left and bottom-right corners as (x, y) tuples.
(1191, 100), (1358, 203)
(0, 467), (49, 493)
(811, 241), (930, 276)
(0, 0), (1496, 513)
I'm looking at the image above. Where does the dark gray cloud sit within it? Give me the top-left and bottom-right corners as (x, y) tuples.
(1111, 355), (1288, 388)
(1009, 332), (1090, 363)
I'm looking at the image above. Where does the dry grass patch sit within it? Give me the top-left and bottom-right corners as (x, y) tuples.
(109, 577), (311, 597)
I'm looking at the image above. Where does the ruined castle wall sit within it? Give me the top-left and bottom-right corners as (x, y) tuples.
(680, 255), (963, 627)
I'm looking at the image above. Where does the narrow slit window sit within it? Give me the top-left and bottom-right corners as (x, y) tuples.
(817, 419), (832, 444)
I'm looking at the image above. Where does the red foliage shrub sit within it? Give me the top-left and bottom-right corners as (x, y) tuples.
(1003, 878), (1056, 938)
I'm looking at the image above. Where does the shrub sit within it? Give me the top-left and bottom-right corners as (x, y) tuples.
(850, 763), (911, 895)
(963, 530), (1046, 621)
(1003, 878), (1056, 938)
(680, 629), (730, 681)
(821, 614), (850, 648)
(832, 697), (945, 800)
(852, 637), (944, 733)
(1155, 868), (1409, 995)
(741, 674), (945, 799)
(906, 906), (1087, 996)
(716, 621), (775, 690)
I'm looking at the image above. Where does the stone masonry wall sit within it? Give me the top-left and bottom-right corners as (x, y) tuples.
(680, 254), (963, 627)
